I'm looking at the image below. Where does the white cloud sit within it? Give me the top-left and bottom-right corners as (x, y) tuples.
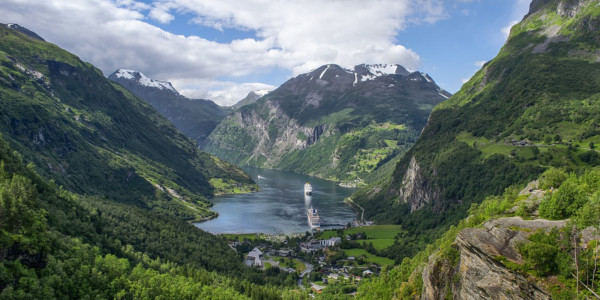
(149, 6), (175, 24)
(500, 0), (531, 41)
(0, 0), (448, 105)
(474, 60), (486, 68)
(179, 81), (277, 106)
(501, 20), (519, 40)
(461, 77), (471, 84)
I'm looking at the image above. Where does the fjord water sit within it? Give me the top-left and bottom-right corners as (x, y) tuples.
(195, 168), (357, 234)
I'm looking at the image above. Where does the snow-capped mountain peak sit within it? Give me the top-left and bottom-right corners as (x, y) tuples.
(345, 64), (411, 83)
(364, 64), (399, 76)
(252, 89), (271, 97)
(113, 69), (177, 93)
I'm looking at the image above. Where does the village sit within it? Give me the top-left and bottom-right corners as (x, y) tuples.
(226, 229), (388, 295)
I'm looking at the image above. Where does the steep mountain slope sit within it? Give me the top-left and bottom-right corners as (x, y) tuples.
(108, 69), (228, 147)
(357, 168), (600, 299)
(206, 64), (450, 184)
(0, 123), (298, 299)
(1, 23), (44, 41)
(0, 25), (257, 221)
(352, 0), (600, 260)
(232, 89), (271, 109)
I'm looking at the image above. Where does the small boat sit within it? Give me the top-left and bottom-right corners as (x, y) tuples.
(304, 182), (312, 195)
(307, 206), (320, 229)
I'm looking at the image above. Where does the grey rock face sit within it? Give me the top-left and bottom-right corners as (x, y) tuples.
(398, 156), (441, 212)
(421, 217), (567, 300)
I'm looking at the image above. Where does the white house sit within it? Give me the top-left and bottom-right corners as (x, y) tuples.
(245, 247), (263, 267)
(319, 237), (341, 247)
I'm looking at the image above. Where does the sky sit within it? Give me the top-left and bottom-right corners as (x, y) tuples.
(1, 0), (531, 106)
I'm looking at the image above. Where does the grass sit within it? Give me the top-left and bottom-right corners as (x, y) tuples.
(222, 233), (259, 241)
(319, 230), (339, 239)
(355, 239), (396, 250)
(295, 260), (306, 273)
(319, 225), (403, 251)
(277, 258), (306, 272)
(209, 178), (257, 195)
(319, 225), (402, 239)
(343, 248), (394, 266)
(345, 224), (402, 239)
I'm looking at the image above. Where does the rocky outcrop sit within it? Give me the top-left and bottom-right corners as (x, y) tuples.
(557, 0), (588, 17)
(225, 102), (331, 166)
(528, 0), (591, 17)
(421, 217), (567, 300)
(397, 156), (441, 212)
(421, 252), (456, 300)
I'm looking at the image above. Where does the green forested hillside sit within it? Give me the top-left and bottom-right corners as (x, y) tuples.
(356, 167), (600, 299)
(353, 0), (600, 261)
(0, 25), (299, 298)
(0, 25), (257, 221)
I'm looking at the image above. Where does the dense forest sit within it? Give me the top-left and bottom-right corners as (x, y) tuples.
(0, 134), (302, 299)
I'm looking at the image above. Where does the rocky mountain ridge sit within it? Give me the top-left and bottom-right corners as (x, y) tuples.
(206, 63), (450, 183)
(108, 69), (228, 147)
(232, 89), (271, 109)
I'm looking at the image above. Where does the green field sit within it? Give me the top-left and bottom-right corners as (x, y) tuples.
(343, 249), (394, 266)
(222, 233), (259, 241)
(319, 225), (402, 252)
(320, 224), (402, 240)
(277, 258), (306, 272)
(355, 239), (396, 250)
(345, 225), (402, 239)
(319, 230), (339, 239)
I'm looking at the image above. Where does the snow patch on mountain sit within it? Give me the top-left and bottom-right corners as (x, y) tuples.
(350, 64), (404, 82)
(253, 89), (271, 97)
(319, 64), (331, 79)
(365, 64), (399, 76)
(114, 69), (177, 93)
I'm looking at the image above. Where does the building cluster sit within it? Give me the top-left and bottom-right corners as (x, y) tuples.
(299, 237), (342, 253)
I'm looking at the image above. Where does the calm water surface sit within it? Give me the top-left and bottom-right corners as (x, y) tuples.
(195, 168), (357, 234)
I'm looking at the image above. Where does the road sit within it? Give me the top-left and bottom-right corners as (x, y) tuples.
(297, 260), (313, 288)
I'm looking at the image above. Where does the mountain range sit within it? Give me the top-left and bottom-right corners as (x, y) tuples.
(353, 0), (600, 298)
(205, 63), (450, 184)
(3, 0), (600, 297)
(108, 69), (229, 147)
(232, 89), (271, 109)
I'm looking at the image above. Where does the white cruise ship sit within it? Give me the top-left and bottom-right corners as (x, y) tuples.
(307, 206), (320, 229)
(304, 182), (312, 195)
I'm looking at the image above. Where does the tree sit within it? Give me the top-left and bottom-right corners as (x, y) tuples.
(555, 134), (563, 143)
